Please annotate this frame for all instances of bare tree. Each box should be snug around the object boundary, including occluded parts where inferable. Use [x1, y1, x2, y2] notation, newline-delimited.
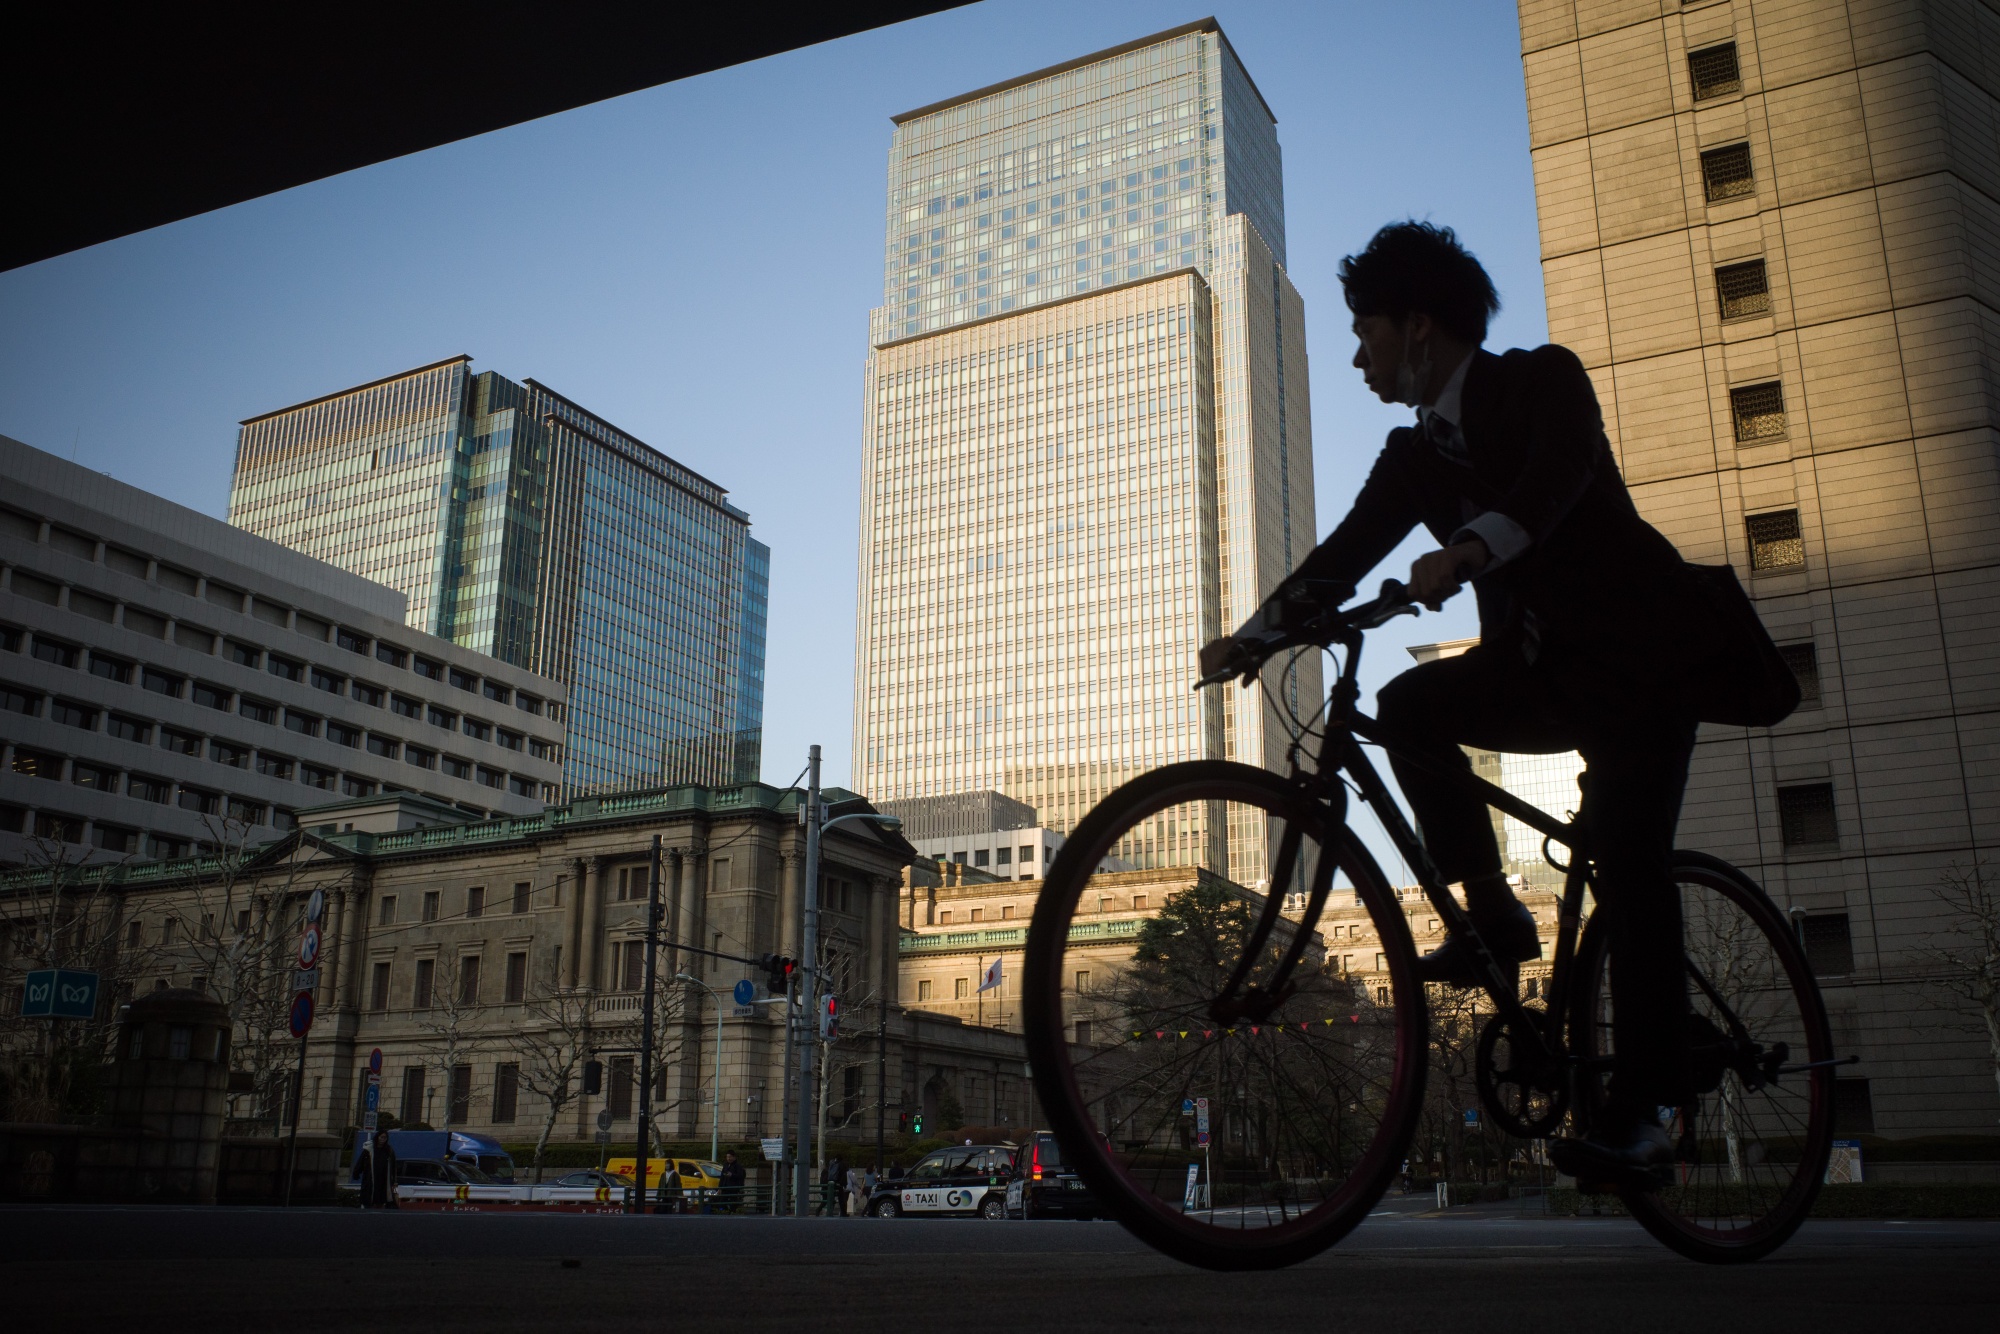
[0, 837, 145, 1122]
[409, 953, 490, 1132]
[1924, 862, 2000, 1109]
[514, 961, 595, 1181]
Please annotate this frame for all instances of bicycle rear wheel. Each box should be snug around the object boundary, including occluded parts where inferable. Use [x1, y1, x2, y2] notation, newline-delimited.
[1570, 851, 1836, 1263]
[1022, 761, 1429, 1270]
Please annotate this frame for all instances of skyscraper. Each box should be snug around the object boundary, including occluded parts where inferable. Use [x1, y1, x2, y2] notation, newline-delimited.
[851, 19, 1316, 885]
[1520, 0, 2000, 1137]
[230, 357, 768, 795]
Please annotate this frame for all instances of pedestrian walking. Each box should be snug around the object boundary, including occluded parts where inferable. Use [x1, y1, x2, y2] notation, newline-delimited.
[364, 1128, 397, 1208]
[846, 1164, 868, 1217]
[654, 1161, 684, 1215]
[717, 1150, 745, 1213]
[822, 1155, 845, 1216]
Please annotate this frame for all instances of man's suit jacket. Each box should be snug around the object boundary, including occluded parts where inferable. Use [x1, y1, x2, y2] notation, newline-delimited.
[1273, 343, 1702, 676]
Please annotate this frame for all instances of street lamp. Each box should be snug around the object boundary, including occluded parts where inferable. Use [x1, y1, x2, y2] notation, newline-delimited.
[676, 972, 725, 1165]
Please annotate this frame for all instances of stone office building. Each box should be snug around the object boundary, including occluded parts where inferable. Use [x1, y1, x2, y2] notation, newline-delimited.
[0, 435, 566, 868]
[1519, 0, 2000, 1135]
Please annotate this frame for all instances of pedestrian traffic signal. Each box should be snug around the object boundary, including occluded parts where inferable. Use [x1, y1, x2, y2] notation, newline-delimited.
[819, 993, 839, 1040]
[761, 953, 796, 997]
[898, 1111, 911, 1133]
[911, 1113, 923, 1135]
[583, 1059, 603, 1096]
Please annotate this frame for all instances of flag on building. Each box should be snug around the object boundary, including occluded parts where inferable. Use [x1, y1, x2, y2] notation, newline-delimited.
[978, 955, 1003, 993]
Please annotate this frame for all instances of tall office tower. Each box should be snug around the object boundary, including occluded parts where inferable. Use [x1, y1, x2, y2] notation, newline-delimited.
[1520, 0, 2000, 1137]
[230, 357, 769, 795]
[852, 19, 1316, 884]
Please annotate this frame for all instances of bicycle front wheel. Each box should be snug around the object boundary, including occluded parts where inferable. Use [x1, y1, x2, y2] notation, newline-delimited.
[1021, 761, 1429, 1270]
[1571, 851, 1836, 1263]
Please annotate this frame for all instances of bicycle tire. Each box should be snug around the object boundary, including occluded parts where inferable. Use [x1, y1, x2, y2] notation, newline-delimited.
[1022, 760, 1429, 1270]
[1569, 850, 1836, 1264]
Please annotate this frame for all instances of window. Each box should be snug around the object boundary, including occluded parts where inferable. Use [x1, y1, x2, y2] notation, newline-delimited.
[34, 811, 82, 842]
[405, 746, 435, 770]
[301, 765, 335, 791]
[284, 709, 320, 737]
[1073, 1020, 1093, 1046]
[71, 762, 117, 791]
[376, 643, 407, 668]
[392, 695, 421, 719]
[608, 1058, 634, 1120]
[413, 958, 435, 1009]
[973, 849, 990, 866]
[340, 776, 375, 798]
[616, 939, 645, 991]
[1716, 259, 1771, 320]
[267, 655, 303, 683]
[1779, 643, 1821, 706]
[310, 667, 344, 694]
[369, 961, 391, 1011]
[50, 699, 97, 729]
[0, 685, 38, 716]
[142, 667, 182, 697]
[443, 756, 471, 780]
[103, 714, 149, 744]
[238, 697, 276, 725]
[422, 891, 440, 922]
[462, 717, 490, 742]
[226, 640, 261, 668]
[505, 951, 527, 1003]
[191, 682, 230, 710]
[255, 752, 293, 780]
[1778, 783, 1839, 848]
[427, 706, 456, 729]
[173, 624, 215, 654]
[477, 767, 505, 789]
[327, 723, 359, 748]
[1730, 381, 1786, 443]
[128, 774, 170, 804]
[335, 627, 368, 654]
[362, 734, 397, 759]
[413, 657, 442, 681]
[1133, 894, 1149, 911]
[178, 786, 219, 815]
[493, 1063, 520, 1123]
[351, 682, 383, 708]
[89, 652, 132, 684]
[515, 693, 543, 716]
[400, 1066, 425, 1123]
[1688, 41, 1741, 100]
[954, 977, 970, 999]
[1833, 1078, 1875, 1134]
[496, 729, 523, 752]
[529, 738, 556, 762]
[508, 775, 535, 798]
[1747, 509, 1805, 571]
[32, 636, 79, 668]
[457, 956, 481, 1005]
[449, 668, 476, 692]
[150, 834, 190, 859]
[161, 728, 200, 756]
[512, 881, 531, 915]
[970, 907, 984, 922]
[482, 680, 510, 704]
[210, 741, 247, 768]
[918, 979, 933, 1001]
[1700, 142, 1755, 202]
[227, 797, 265, 825]
[466, 886, 485, 919]
[1801, 913, 1855, 975]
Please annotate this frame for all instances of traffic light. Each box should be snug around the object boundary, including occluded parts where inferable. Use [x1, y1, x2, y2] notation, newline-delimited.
[911, 1112, 924, 1136]
[583, 1059, 603, 1096]
[761, 953, 796, 997]
[898, 1111, 911, 1133]
[819, 993, 839, 1040]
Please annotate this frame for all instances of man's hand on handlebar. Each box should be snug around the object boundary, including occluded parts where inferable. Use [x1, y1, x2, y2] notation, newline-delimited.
[1199, 634, 1250, 683]
[1406, 538, 1490, 611]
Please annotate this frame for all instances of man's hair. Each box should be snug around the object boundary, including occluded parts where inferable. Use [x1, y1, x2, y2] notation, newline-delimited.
[1339, 221, 1500, 344]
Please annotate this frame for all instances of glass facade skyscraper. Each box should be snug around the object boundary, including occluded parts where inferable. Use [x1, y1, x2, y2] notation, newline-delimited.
[853, 19, 1316, 885]
[230, 357, 768, 795]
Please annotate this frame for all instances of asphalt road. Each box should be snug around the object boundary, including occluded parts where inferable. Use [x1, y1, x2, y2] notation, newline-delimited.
[4, 1195, 1995, 1332]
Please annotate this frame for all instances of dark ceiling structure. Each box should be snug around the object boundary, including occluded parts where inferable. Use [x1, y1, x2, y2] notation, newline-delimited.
[5, 3, 974, 273]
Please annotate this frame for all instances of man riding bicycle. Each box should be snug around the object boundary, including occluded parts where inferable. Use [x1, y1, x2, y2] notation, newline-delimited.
[1201, 222, 1740, 1177]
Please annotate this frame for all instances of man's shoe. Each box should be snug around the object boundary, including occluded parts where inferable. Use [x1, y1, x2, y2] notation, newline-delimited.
[1410, 901, 1542, 986]
[1550, 1118, 1674, 1189]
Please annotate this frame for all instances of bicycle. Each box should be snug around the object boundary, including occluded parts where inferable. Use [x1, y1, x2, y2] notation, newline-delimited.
[1021, 579, 1848, 1270]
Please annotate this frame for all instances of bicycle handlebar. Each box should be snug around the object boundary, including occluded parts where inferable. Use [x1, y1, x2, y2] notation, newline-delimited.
[1194, 578, 1421, 689]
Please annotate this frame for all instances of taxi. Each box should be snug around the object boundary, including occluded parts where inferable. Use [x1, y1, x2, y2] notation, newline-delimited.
[868, 1144, 1014, 1219]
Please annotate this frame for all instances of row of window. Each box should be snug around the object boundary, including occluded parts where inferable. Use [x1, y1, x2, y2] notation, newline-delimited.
[366, 950, 530, 1011]
[375, 882, 534, 926]
[0, 799, 260, 859]
[0, 505, 557, 720]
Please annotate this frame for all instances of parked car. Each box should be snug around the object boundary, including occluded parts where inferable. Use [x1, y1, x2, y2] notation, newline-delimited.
[1005, 1130, 1100, 1220]
[549, 1170, 635, 1189]
[868, 1144, 1015, 1219]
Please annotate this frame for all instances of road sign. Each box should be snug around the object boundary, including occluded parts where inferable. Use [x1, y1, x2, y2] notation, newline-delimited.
[305, 888, 326, 924]
[362, 1071, 381, 1132]
[288, 989, 314, 1038]
[294, 968, 321, 993]
[297, 923, 322, 970]
[369, 1047, 384, 1075]
[1463, 1107, 1480, 1128]
[760, 1137, 786, 1162]
[1180, 1097, 1194, 1115]
[596, 1108, 614, 1132]
[594, 1130, 612, 1146]
[21, 968, 99, 1019]
[1183, 1164, 1202, 1211]
[1195, 1097, 1210, 1148]
[732, 978, 756, 1006]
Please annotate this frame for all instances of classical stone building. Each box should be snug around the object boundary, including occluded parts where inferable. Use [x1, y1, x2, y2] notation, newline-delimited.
[1519, 0, 2000, 1135]
[0, 783, 938, 1155]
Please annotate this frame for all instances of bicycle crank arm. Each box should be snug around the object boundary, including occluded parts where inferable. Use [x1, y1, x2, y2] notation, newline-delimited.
[1775, 1054, 1860, 1075]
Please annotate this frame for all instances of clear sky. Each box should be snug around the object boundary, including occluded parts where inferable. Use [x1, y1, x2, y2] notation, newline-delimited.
[0, 1, 1545, 869]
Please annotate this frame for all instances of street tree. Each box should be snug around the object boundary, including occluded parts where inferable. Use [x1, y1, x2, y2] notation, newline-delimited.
[1923, 862, 2000, 1108]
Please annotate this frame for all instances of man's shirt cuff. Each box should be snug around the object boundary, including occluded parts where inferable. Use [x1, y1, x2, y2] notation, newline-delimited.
[1450, 511, 1532, 571]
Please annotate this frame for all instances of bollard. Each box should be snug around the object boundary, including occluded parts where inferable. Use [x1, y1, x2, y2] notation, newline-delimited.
[1435, 1181, 1450, 1209]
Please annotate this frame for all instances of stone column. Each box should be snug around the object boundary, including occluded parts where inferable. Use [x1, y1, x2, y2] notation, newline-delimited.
[561, 858, 586, 988]
[578, 856, 611, 991]
[664, 848, 685, 974]
[778, 849, 803, 959]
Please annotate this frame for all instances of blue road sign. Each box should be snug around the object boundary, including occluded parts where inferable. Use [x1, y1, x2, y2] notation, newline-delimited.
[732, 978, 756, 1006]
[364, 1081, 380, 1112]
[288, 989, 314, 1039]
[21, 969, 99, 1019]
[368, 1046, 383, 1074]
[1463, 1107, 1480, 1128]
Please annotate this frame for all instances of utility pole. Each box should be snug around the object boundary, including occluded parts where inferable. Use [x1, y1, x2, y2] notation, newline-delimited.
[634, 835, 663, 1214]
[793, 744, 821, 1217]
[875, 1006, 887, 1173]
[775, 974, 794, 1216]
